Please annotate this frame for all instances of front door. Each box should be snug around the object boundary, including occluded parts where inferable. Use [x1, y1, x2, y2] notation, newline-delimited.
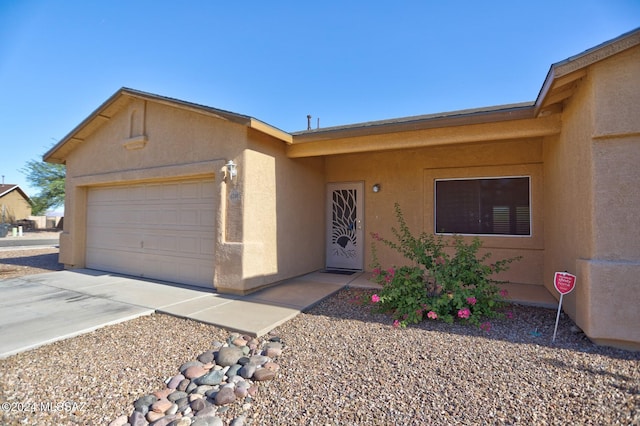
[326, 182, 364, 271]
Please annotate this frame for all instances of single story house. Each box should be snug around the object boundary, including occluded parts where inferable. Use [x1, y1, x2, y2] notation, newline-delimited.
[0, 184, 32, 224]
[45, 29, 640, 349]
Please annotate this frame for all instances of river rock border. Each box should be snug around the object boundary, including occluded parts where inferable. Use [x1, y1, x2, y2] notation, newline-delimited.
[109, 333, 284, 426]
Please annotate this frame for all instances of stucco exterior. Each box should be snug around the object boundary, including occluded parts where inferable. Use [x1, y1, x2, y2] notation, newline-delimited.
[0, 185, 32, 223]
[45, 29, 640, 349]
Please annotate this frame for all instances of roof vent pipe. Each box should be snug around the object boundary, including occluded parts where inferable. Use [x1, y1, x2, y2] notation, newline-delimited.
[307, 115, 312, 130]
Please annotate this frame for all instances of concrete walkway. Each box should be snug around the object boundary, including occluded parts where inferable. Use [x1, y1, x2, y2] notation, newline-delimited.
[0, 269, 375, 359]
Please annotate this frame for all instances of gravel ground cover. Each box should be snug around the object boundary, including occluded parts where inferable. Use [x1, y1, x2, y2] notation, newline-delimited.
[0, 248, 638, 425]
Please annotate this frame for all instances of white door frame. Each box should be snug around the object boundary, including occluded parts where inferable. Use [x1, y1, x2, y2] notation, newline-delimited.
[326, 181, 364, 271]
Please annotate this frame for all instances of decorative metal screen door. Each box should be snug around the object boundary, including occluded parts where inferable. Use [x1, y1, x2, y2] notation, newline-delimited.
[326, 182, 364, 271]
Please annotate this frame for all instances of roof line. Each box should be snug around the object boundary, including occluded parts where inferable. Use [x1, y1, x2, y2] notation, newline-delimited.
[535, 27, 640, 115]
[292, 102, 535, 142]
[0, 185, 32, 202]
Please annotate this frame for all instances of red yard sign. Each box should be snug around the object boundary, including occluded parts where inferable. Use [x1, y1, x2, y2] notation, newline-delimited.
[554, 272, 576, 295]
[552, 271, 577, 342]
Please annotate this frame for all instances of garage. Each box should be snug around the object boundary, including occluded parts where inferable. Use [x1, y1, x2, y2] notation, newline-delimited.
[86, 178, 216, 288]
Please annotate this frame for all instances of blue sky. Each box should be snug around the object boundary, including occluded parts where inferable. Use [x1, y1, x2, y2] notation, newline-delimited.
[1, 1, 638, 198]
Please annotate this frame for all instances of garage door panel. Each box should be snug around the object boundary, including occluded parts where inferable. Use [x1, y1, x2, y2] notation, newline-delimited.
[87, 229, 144, 251]
[86, 178, 216, 288]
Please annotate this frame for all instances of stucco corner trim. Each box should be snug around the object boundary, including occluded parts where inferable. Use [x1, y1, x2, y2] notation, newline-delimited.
[122, 135, 148, 150]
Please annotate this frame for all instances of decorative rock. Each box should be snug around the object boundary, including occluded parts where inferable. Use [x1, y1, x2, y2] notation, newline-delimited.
[249, 355, 269, 365]
[179, 361, 203, 374]
[175, 397, 189, 410]
[168, 374, 186, 389]
[152, 398, 173, 414]
[127, 332, 283, 426]
[234, 386, 248, 398]
[226, 364, 242, 378]
[129, 410, 147, 426]
[166, 402, 179, 415]
[168, 391, 188, 402]
[184, 365, 208, 379]
[134, 394, 157, 413]
[150, 414, 179, 426]
[247, 385, 259, 397]
[214, 387, 236, 406]
[190, 397, 211, 412]
[177, 378, 191, 392]
[191, 416, 224, 426]
[216, 346, 244, 366]
[205, 388, 220, 398]
[233, 338, 247, 347]
[168, 417, 193, 426]
[264, 347, 282, 358]
[253, 368, 276, 381]
[154, 388, 174, 399]
[147, 410, 165, 422]
[189, 394, 204, 402]
[263, 361, 280, 371]
[108, 415, 129, 426]
[193, 385, 214, 395]
[185, 381, 198, 393]
[194, 370, 225, 386]
[197, 350, 215, 364]
[195, 405, 218, 418]
[239, 364, 256, 379]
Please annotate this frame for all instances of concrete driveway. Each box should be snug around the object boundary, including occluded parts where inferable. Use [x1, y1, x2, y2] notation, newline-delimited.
[0, 269, 364, 359]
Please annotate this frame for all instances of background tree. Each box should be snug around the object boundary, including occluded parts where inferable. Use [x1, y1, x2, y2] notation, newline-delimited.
[21, 160, 65, 215]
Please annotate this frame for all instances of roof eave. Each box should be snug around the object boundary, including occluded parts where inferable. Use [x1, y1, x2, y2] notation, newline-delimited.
[43, 88, 291, 164]
[535, 27, 640, 116]
[292, 103, 535, 143]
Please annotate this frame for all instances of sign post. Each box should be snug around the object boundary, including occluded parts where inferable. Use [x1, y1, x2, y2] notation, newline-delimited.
[552, 272, 577, 342]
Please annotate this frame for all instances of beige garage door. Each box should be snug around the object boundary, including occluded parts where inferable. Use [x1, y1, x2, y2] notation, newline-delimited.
[86, 178, 216, 288]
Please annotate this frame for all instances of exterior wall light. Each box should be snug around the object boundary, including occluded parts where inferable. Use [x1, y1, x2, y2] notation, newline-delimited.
[226, 160, 237, 182]
[372, 183, 381, 193]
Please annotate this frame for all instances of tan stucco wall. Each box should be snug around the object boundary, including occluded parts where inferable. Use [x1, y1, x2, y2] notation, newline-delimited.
[215, 129, 325, 294]
[325, 137, 552, 304]
[0, 190, 32, 222]
[545, 45, 640, 349]
[60, 98, 324, 294]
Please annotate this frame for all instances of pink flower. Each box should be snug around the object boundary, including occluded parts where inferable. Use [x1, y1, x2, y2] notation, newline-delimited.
[480, 321, 491, 332]
[386, 267, 395, 277]
[457, 308, 471, 319]
[466, 297, 477, 305]
[371, 294, 380, 303]
[505, 311, 514, 319]
[499, 289, 509, 298]
[435, 256, 445, 265]
[427, 311, 438, 320]
[393, 320, 400, 328]
[372, 267, 381, 276]
[370, 232, 382, 241]
[384, 275, 393, 284]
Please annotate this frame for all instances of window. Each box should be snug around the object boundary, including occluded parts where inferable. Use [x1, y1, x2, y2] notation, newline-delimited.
[435, 176, 531, 236]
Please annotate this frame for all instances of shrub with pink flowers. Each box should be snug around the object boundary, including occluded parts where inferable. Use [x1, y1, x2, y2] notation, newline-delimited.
[370, 203, 521, 328]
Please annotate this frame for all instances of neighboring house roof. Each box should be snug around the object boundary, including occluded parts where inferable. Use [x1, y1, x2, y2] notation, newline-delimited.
[44, 87, 293, 164]
[0, 184, 32, 203]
